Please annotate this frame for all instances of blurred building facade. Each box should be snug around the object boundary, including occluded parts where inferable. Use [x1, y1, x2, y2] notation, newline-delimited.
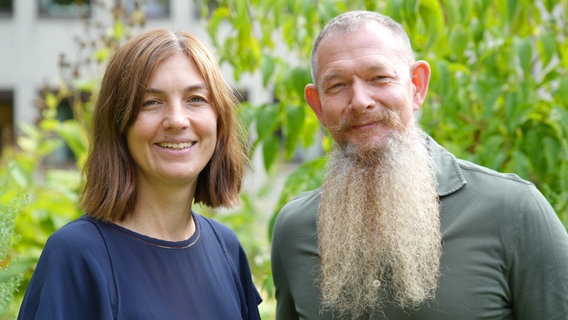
[0, 0, 270, 158]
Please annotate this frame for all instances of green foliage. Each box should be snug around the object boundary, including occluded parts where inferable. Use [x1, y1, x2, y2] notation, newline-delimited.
[0, 1, 278, 318]
[0, 1, 146, 317]
[1, 1, 567, 319]
[0, 186, 24, 315]
[0, 89, 87, 316]
[204, 2, 568, 315]
[416, 0, 568, 223]
[204, 0, 568, 230]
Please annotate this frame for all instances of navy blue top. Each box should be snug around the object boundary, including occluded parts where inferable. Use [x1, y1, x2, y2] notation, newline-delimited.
[18, 214, 262, 320]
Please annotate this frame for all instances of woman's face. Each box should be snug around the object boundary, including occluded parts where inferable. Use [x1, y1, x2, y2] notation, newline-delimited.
[126, 52, 217, 190]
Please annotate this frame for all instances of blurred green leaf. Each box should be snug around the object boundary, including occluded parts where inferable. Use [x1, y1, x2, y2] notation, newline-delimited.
[555, 77, 568, 104]
[515, 37, 533, 77]
[449, 25, 470, 61]
[283, 104, 305, 158]
[262, 134, 280, 170]
[256, 103, 279, 139]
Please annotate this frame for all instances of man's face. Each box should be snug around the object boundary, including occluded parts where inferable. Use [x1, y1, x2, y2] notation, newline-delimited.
[306, 23, 427, 151]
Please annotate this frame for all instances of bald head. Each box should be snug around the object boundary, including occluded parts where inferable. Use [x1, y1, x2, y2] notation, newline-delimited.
[310, 11, 415, 87]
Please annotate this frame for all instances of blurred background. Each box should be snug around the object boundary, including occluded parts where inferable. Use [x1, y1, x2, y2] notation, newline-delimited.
[1, 0, 567, 319]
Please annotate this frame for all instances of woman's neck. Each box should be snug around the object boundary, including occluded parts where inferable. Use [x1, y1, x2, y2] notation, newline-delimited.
[116, 183, 197, 241]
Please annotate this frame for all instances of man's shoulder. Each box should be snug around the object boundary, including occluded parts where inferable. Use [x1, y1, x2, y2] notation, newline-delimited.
[429, 136, 534, 196]
[456, 157, 534, 189]
[279, 189, 321, 216]
[274, 189, 320, 232]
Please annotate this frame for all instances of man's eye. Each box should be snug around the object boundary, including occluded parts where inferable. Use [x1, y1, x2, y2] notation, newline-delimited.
[372, 75, 388, 81]
[327, 83, 345, 92]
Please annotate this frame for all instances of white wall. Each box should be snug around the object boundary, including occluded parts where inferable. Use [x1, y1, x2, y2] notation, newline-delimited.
[0, 0, 279, 204]
[0, 0, 271, 130]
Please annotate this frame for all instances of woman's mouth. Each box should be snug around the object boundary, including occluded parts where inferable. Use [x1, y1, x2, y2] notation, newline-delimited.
[158, 142, 195, 150]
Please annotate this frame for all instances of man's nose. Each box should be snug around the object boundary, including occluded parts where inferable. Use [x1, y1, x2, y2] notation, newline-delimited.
[349, 79, 375, 112]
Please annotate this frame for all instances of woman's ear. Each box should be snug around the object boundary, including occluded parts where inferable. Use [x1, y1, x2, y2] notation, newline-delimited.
[411, 60, 431, 111]
[305, 84, 326, 126]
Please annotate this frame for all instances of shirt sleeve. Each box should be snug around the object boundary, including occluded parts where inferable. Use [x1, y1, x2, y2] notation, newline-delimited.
[271, 211, 300, 320]
[509, 185, 568, 319]
[237, 244, 263, 320]
[17, 222, 116, 320]
[205, 217, 262, 320]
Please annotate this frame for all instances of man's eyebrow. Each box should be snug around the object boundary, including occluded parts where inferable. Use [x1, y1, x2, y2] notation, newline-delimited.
[367, 64, 397, 75]
[320, 64, 396, 86]
[320, 73, 343, 87]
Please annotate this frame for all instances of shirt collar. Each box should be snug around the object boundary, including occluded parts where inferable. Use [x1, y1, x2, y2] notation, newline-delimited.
[427, 136, 467, 197]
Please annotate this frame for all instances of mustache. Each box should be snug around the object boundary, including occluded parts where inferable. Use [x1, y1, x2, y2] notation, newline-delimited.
[332, 108, 403, 132]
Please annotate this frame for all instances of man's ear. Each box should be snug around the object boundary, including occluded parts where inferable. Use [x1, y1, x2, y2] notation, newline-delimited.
[411, 60, 431, 112]
[305, 84, 326, 126]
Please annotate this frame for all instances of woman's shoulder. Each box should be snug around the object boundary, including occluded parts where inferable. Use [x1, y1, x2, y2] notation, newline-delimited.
[194, 213, 242, 252]
[195, 213, 237, 237]
[43, 215, 107, 256]
[49, 215, 100, 237]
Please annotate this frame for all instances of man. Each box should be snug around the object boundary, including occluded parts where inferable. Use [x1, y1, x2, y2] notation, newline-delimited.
[271, 10, 568, 319]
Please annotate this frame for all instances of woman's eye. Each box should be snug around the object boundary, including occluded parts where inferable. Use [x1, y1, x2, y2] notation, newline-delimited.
[188, 96, 208, 104]
[142, 99, 160, 107]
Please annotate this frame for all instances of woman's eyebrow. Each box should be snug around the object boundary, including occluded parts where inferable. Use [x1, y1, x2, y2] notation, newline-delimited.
[145, 84, 209, 94]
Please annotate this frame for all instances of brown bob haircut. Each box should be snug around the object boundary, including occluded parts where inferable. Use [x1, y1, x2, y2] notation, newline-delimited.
[80, 29, 247, 222]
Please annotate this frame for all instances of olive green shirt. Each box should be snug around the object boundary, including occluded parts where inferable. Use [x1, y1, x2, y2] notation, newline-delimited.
[271, 137, 568, 319]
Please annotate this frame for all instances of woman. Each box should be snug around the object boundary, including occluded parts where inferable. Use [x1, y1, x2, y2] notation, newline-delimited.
[18, 29, 262, 319]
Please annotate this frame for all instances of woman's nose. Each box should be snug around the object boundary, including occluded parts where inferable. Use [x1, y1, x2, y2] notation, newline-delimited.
[163, 103, 190, 130]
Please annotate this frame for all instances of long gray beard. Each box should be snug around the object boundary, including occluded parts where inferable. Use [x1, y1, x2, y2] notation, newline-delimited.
[317, 124, 441, 318]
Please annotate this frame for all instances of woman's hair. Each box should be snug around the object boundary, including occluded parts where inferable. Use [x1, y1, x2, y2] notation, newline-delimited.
[81, 29, 247, 222]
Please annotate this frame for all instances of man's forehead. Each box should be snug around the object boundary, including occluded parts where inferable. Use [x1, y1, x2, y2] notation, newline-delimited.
[322, 21, 395, 42]
[319, 58, 398, 82]
[316, 39, 402, 79]
[317, 24, 401, 57]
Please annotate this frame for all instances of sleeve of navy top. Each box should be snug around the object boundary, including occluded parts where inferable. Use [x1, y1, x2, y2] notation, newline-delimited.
[17, 219, 116, 320]
[204, 217, 262, 320]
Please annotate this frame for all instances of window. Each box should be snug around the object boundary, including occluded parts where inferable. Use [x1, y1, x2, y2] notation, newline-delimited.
[124, 0, 170, 19]
[0, 90, 14, 155]
[38, 0, 91, 18]
[195, 0, 219, 19]
[45, 99, 76, 166]
[39, 89, 91, 167]
[0, 0, 13, 18]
